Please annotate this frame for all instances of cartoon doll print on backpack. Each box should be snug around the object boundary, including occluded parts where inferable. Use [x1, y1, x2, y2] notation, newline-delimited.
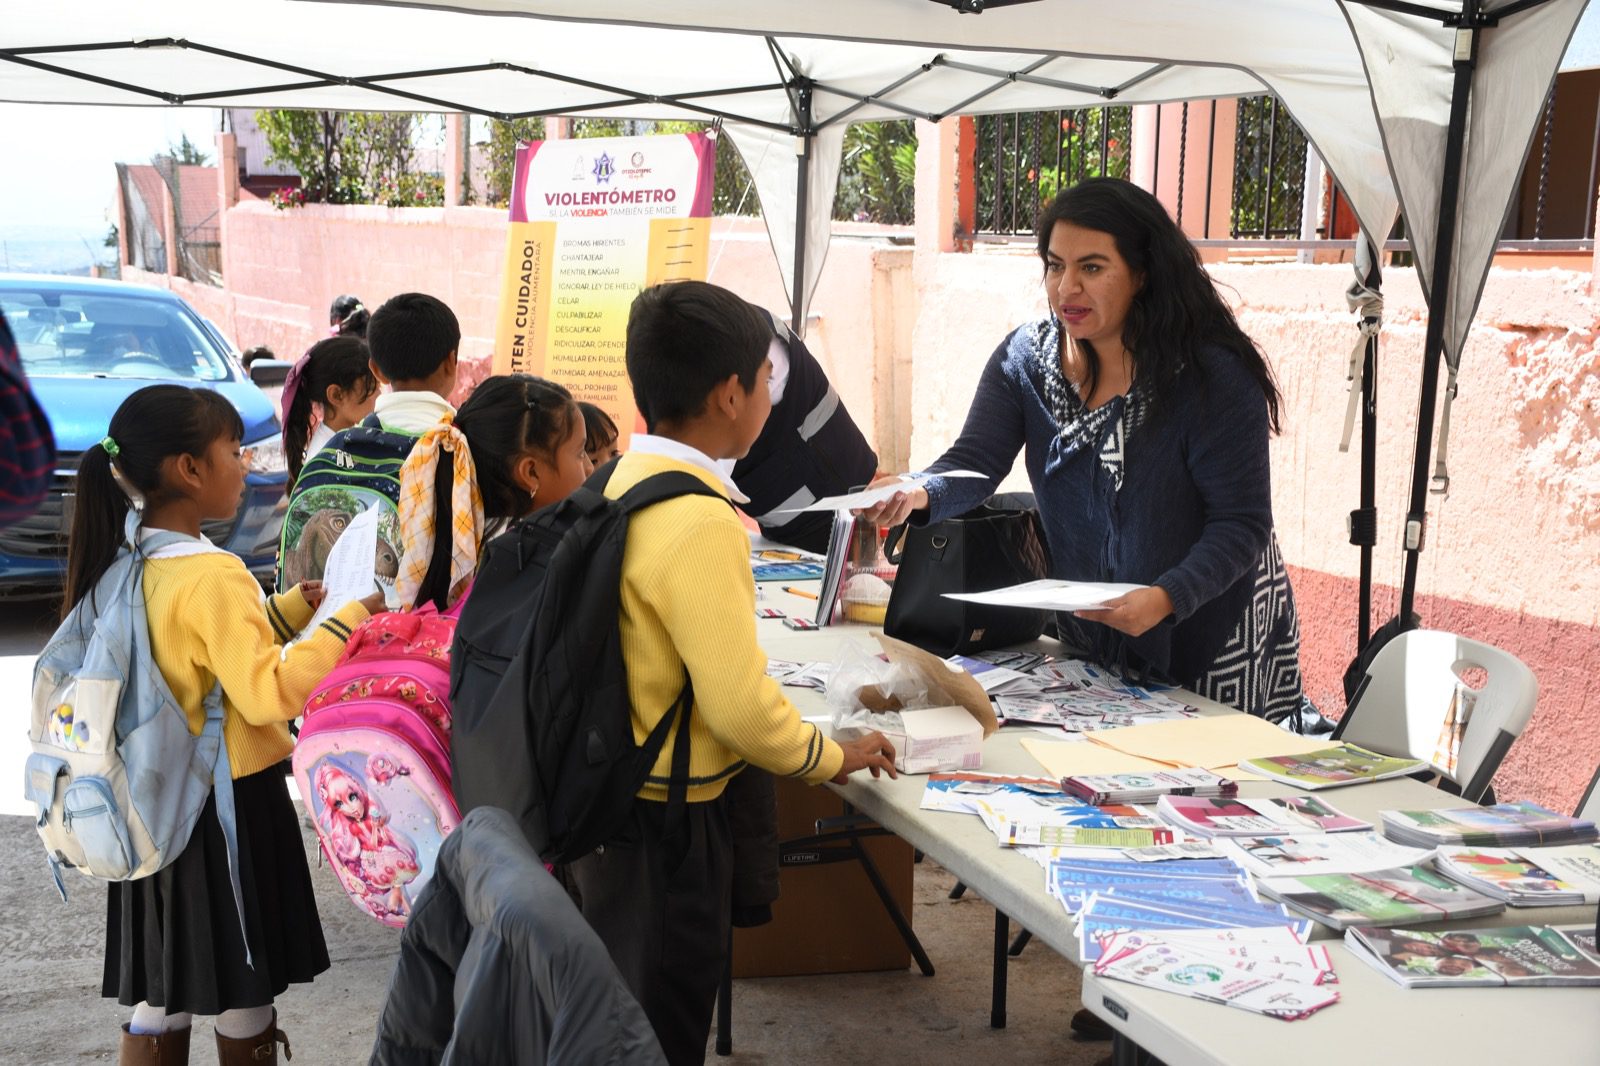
[293, 599, 462, 928]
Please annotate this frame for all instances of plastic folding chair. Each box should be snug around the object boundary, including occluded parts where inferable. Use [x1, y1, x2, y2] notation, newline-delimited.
[1331, 629, 1538, 804]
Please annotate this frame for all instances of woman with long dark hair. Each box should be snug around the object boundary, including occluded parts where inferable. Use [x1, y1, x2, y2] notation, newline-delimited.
[863, 177, 1302, 721]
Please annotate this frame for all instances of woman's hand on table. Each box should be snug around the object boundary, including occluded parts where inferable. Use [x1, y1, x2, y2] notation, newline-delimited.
[833, 730, 899, 784]
[852, 474, 928, 528]
[1075, 585, 1175, 638]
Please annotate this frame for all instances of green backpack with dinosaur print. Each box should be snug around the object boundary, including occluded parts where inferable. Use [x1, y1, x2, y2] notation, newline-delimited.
[278, 413, 414, 601]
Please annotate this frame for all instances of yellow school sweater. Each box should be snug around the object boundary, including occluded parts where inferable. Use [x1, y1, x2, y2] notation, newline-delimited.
[142, 553, 371, 780]
[606, 452, 844, 801]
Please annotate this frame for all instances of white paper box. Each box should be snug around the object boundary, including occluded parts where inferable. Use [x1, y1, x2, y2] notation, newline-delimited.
[881, 705, 985, 774]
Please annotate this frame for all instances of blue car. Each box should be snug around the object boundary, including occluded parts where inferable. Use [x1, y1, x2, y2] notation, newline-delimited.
[0, 275, 288, 596]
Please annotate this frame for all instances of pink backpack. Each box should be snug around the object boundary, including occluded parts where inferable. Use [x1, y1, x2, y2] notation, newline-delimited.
[293, 598, 463, 928]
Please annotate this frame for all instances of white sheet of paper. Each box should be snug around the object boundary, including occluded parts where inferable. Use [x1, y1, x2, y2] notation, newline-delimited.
[943, 578, 1148, 612]
[300, 505, 381, 637]
[766, 470, 986, 515]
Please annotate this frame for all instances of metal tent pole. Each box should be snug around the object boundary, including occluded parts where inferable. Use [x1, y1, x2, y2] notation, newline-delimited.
[1398, 0, 1483, 624]
[791, 79, 814, 333]
[1352, 242, 1382, 650]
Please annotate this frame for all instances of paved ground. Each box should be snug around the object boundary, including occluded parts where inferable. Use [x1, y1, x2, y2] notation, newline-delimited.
[1, 605, 1110, 1065]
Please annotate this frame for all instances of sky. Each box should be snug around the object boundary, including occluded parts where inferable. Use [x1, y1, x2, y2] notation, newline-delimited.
[0, 103, 221, 236]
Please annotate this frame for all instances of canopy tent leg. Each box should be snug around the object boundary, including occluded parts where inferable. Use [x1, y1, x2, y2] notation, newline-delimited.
[1343, 235, 1383, 651]
[1398, 2, 1483, 625]
[791, 80, 814, 333]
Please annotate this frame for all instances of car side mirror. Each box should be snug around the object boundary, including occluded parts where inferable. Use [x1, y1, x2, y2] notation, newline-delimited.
[249, 359, 294, 388]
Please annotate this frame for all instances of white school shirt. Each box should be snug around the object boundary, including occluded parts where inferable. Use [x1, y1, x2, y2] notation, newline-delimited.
[626, 434, 751, 504]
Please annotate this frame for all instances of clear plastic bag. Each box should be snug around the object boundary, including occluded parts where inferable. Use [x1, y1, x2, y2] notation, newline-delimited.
[825, 639, 930, 736]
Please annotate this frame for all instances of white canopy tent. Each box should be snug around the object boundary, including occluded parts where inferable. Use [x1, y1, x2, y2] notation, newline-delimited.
[0, 0, 1590, 632]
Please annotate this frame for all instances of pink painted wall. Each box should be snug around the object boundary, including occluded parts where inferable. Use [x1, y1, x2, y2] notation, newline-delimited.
[125, 203, 917, 467]
[907, 249, 1600, 813]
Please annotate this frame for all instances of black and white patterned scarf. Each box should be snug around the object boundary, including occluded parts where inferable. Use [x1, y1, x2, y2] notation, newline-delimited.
[1034, 318, 1149, 492]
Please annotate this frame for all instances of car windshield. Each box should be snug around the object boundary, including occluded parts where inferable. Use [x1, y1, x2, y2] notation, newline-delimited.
[1, 289, 232, 381]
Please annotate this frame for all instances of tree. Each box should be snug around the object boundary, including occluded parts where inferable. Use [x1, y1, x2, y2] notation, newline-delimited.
[834, 121, 917, 224]
[481, 118, 546, 208]
[154, 132, 210, 167]
[254, 110, 444, 206]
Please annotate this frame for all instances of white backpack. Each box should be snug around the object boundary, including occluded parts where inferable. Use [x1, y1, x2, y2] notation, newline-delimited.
[23, 512, 250, 958]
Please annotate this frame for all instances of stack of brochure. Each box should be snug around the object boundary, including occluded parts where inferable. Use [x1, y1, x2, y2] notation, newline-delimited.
[1157, 794, 1371, 838]
[1215, 832, 1434, 879]
[1345, 923, 1600, 987]
[1239, 742, 1425, 790]
[1380, 801, 1598, 849]
[1433, 844, 1600, 906]
[1256, 864, 1504, 931]
[1063, 768, 1236, 805]
[1047, 855, 1316, 962]
[1094, 927, 1340, 1020]
[974, 794, 1174, 850]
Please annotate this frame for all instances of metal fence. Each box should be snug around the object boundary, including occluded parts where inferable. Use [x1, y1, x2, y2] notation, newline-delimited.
[968, 87, 1594, 250]
[115, 160, 223, 284]
[972, 107, 1133, 235]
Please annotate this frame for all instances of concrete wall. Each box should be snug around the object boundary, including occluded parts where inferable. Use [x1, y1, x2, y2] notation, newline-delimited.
[908, 247, 1600, 813]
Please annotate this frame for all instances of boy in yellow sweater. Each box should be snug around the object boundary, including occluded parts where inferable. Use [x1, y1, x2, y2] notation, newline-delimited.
[568, 282, 896, 1064]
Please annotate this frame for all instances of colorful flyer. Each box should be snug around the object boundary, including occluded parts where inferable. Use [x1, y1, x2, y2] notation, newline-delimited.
[493, 132, 717, 449]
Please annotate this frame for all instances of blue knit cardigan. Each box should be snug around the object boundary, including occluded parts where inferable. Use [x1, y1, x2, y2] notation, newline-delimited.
[921, 317, 1286, 691]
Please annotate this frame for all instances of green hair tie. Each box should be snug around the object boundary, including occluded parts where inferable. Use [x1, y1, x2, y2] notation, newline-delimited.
[100, 436, 120, 458]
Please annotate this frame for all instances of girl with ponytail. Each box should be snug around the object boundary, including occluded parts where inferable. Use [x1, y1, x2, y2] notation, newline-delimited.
[280, 336, 379, 487]
[68, 384, 383, 1064]
[395, 374, 592, 612]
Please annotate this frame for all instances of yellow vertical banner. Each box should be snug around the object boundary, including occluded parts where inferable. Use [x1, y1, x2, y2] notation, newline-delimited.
[493, 133, 717, 450]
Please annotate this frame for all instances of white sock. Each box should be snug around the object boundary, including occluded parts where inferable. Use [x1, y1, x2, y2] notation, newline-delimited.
[128, 1002, 193, 1035]
[215, 1005, 274, 1040]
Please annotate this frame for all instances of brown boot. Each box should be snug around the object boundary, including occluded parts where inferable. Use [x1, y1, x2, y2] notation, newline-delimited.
[119, 1023, 191, 1065]
[214, 1011, 292, 1064]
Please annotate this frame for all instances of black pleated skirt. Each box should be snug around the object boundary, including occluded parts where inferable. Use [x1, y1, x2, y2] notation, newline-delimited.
[102, 766, 331, 1014]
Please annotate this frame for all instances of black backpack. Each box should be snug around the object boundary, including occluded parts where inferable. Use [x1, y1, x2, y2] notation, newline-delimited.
[449, 462, 726, 864]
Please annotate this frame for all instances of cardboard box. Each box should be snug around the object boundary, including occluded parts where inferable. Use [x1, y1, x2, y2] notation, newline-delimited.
[881, 704, 985, 774]
[731, 775, 914, 978]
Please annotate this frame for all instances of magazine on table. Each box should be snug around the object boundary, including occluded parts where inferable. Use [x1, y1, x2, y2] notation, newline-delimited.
[1063, 768, 1236, 805]
[1047, 858, 1254, 915]
[1077, 893, 1312, 962]
[1239, 742, 1426, 790]
[1380, 801, 1598, 849]
[1433, 844, 1600, 906]
[918, 772, 1068, 814]
[1096, 927, 1338, 986]
[1345, 924, 1600, 987]
[1216, 832, 1435, 878]
[1157, 794, 1370, 838]
[1094, 935, 1341, 1020]
[1256, 863, 1505, 931]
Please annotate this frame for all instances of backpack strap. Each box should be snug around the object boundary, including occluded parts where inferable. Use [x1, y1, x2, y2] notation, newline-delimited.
[123, 511, 255, 967]
[614, 470, 732, 515]
[658, 674, 695, 862]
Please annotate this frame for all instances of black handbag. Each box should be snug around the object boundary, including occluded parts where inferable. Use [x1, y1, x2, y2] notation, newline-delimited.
[883, 496, 1051, 657]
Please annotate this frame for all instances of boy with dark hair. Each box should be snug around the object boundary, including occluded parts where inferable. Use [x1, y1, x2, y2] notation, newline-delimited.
[364, 291, 460, 434]
[277, 292, 460, 592]
[570, 280, 896, 1064]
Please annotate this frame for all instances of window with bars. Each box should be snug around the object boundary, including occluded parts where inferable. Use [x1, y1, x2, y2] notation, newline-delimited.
[1229, 96, 1310, 239]
[972, 107, 1134, 236]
